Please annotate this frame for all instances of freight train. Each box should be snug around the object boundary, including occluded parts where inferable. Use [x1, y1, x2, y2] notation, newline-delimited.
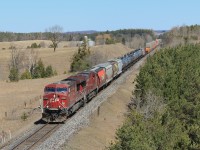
[42, 39, 161, 122]
[145, 39, 161, 53]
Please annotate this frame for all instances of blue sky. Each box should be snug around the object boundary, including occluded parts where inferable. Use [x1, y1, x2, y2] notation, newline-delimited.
[0, 0, 200, 32]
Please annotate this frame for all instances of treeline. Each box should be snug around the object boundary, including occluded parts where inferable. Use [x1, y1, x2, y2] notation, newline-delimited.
[160, 24, 200, 47]
[92, 29, 155, 48]
[109, 44, 200, 149]
[106, 29, 155, 38]
[0, 32, 82, 42]
[9, 59, 56, 82]
[89, 29, 155, 40]
[0, 29, 155, 48]
[0, 32, 47, 42]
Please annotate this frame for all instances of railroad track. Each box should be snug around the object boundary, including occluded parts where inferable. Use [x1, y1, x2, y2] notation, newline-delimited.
[10, 123, 61, 150]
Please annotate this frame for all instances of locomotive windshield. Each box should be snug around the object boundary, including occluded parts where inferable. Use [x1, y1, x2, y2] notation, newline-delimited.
[45, 87, 67, 93]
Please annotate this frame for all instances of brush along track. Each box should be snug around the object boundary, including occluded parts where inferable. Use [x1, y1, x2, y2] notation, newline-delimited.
[10, 123, 61, 150]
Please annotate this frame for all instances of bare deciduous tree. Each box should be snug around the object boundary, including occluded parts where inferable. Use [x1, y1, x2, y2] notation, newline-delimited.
[145, 34, 153, 43]
[9, 46, 25, 70]
[87, 50, 108, 66]
[129, 91, 166, 119]
[9, 46, 38, 74]
[23, 49, 38, 73]
[45, 25, 63, 52]
[126, 34, 145, 49]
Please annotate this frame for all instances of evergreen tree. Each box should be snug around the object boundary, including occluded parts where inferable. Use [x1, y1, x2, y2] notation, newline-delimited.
[9, 67, 19, 82]
[70, 38, 90, 72]
[31, 59, 45, 78]
[45, 65, 54, 77]
[20, 69, 32, 79]
[122, 38, 126, 45]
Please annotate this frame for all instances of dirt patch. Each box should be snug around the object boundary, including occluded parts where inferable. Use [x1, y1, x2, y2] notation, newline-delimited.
[63, 70, 140, 150]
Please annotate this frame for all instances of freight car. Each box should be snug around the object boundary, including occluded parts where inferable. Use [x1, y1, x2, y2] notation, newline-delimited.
[42, 39, 161, 122]
[145, 39, 161, 53]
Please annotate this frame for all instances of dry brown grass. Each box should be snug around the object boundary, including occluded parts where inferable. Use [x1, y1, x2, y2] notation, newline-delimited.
[0, 40, 133, 143]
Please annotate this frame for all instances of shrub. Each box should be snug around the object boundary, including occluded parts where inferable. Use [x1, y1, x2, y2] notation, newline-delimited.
[122, 38, 126, 45]
[9, 46, 16, 49]
[31, 59, 45, 78]
[21, 112, 28, 121]
[54, 70, 57, 76]
[31, 43, 38, 48]
[20, 69, 32, 79]
[27, 43, 41, 49]
[45, 65, 54, 77]
[105, 38, 115, 44]
[9, 67, 19, 82]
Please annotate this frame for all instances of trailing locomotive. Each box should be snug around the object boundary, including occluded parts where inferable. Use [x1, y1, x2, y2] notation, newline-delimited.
[42, 39, 161, 122]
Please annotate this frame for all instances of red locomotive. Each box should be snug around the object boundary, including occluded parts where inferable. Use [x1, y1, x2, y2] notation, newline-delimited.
[42, 69, 106, 122]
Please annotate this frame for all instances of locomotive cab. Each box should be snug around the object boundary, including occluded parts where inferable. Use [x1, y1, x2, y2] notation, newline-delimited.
[43, 84, 68, 109]
[42, 81, 74, 122]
